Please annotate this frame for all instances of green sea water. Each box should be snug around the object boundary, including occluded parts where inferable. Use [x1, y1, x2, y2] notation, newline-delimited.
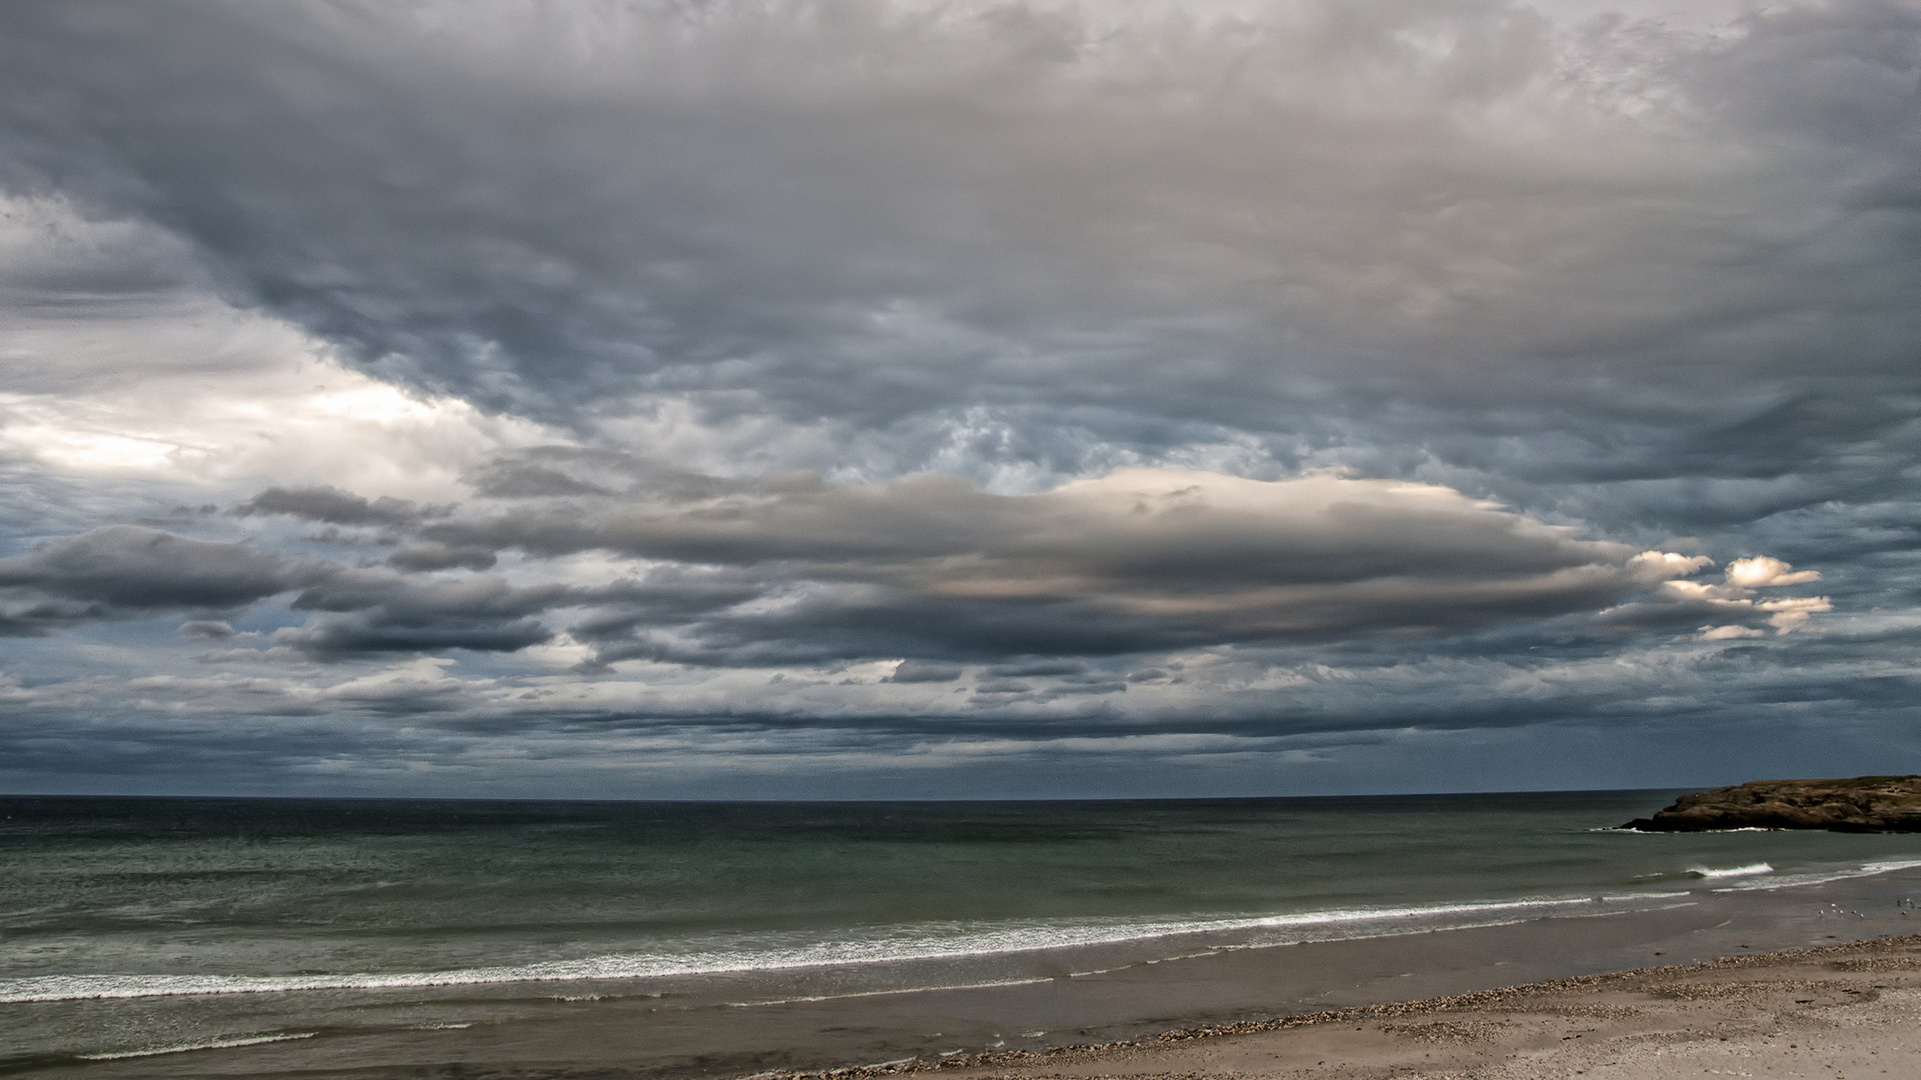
[5, 791, 1921, 1067]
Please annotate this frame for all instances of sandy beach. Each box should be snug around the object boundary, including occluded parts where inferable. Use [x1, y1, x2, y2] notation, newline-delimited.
[814, 934, 1921, 1080]
[27, 861, 1921, 1080]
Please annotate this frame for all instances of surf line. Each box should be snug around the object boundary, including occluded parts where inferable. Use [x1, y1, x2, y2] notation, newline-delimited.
[77, 1032, 317, 1061]
[19, 869, 1915, 1006]
[0, 895, 1627, 1003]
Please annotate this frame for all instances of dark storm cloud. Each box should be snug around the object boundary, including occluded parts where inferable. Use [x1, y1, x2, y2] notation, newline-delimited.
[2, 0, 1915, 586]
[0, 524, 545, 657]
[275, 611, 552, 659]
[0, 0, 1915, 443]
[436, 468, 1629, 580]
[422, 466, 1751, 666]
[463, 449, 757, 503]
[15, 615, 1906, 748]
[236, 486, 436, 528]
[385, 542, 497, 572]
[278, 572, 566, 659]
[0, 525, 311, 633]
[0, 0, 1913, 796]
[52, 464, 1787, 672]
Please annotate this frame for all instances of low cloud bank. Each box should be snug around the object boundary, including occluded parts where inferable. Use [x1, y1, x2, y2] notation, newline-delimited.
[7, 467, 1823, 670]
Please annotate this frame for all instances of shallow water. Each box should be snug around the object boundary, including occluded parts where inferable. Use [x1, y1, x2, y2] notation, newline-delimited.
[5, 791, 1921, 1070]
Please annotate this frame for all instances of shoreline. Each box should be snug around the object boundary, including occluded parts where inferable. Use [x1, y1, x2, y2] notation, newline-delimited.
[773, 934, 1921, 1080]
[21, 861, 1921, 1079]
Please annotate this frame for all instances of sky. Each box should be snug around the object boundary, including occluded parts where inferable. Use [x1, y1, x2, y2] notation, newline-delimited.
[0, 0, 1917, 799]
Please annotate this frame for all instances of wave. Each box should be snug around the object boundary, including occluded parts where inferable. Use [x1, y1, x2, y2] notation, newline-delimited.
[1686, 862, 1773, 879]
[77, 1032, 315, 1060]
[0, 895, 1609, 1004]
[1710, 858, 1921, 893]
[16, 855, 1921, 1006]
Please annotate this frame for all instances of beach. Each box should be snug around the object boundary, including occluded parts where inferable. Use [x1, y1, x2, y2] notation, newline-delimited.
[904, 933, 1921, 1080]
[16, 857, 1921, 1079]
[9, 794, 1921, 1077]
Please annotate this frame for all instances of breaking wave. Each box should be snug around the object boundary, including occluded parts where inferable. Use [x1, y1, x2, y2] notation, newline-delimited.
[1686, 862, 1773, 879]
[0, 895, 1612, 1004]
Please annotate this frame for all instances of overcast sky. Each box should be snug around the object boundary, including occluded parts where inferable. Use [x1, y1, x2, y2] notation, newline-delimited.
[1, 0, 1916, 799]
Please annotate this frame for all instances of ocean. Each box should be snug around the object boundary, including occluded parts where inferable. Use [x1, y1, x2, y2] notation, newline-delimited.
[6, 790, 1921, 1074]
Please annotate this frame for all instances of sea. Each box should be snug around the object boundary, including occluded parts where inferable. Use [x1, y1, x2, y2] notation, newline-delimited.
[6, 790, 1921, 1073]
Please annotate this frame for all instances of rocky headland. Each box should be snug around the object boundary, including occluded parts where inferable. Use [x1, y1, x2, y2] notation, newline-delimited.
[1622, 775, 1921, 832]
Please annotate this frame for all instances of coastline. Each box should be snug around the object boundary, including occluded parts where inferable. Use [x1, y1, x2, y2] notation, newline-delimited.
[20, 860, 1921, 1079]
[834, 933, 1921, 1080]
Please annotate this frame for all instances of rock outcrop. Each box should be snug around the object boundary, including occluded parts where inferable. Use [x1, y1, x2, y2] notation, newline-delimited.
[1622, 776, 1921, 832]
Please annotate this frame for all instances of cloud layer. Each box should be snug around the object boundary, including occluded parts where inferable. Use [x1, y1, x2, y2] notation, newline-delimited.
[417, 467, 1699, 664]
[0, 0, 1914, 796]
[6, 2, 1919, 424]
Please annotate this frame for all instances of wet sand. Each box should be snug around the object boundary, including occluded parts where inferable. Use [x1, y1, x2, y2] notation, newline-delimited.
[853, 934, 1921, 1080]
[25, 867, 1921, 1079]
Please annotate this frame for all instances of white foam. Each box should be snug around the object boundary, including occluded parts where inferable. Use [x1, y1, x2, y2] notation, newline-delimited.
[1712, 858, 1921, 893]
[77, 1032, 315, 1060]
[1605, 825, 1778, 833]
[30, 860, 1921, 1008]
[721, 977, 1053, 1008]
[1687, 862, 1773, 879]
[0, 896, 1608, 1004]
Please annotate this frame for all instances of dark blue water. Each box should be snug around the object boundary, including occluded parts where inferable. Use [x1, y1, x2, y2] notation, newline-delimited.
[5, 791, 1921, 1066]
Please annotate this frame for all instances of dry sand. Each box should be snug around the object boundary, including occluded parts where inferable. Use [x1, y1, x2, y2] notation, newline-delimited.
[790, 935, 1921, 1080]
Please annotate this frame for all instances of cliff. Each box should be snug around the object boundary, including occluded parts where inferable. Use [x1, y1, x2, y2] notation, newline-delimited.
[1621, 775, 1921, 833]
